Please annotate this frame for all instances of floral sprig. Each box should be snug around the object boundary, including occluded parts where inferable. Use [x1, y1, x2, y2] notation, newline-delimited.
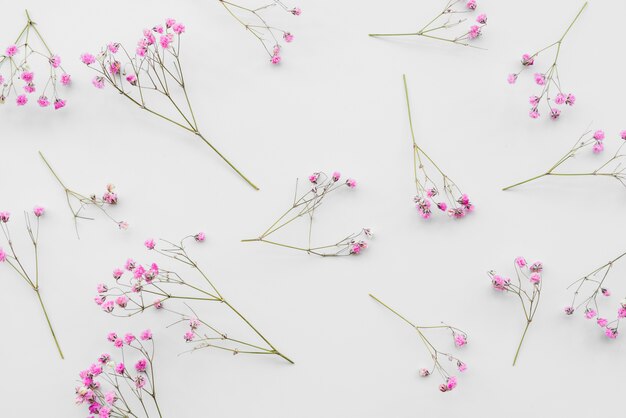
[503, 129, 626, 191]
[39, 152, 126, 237]
[217, 0, 301, 64]
[75, 330, 164, 418]
[369, 294, 468, 392]
[488, 257, 544, 366]
[95, 234, 293, 364]
[403, 75, 474, 220]
[0, 207, 64, 358]
[0, 10, 70, 109]
[564, 251, 626, 340]
[507, 2, 587, 120]
[81, 18, 258, 190]
[369, 0, 488, 48]
[242, 171, 371, 256]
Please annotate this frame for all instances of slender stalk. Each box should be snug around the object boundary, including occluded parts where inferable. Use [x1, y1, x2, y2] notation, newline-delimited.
[512, 321, 530, 366]
[369, 294, 416, 328]
[35, 289, 64, 359]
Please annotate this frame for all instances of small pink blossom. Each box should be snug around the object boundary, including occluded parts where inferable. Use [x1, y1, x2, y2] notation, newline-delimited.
[135, 375, 146, 389]
[601, 288, 611, 297]
[605, 327, 618, 339]
[166, 18, 176, 28]
[476, 14, 487, 24]
[332, 171, 341, 182]
[126, 74, 137, 85]
[529, 262, 543, 273]
[195, 232, 206, 242]
[0, 248, 6, 263]
[144, 239, 156, 250]
[457, 361, 467, 372]
[618, 307, 626, 318]
[21, 71, 34, 83]
[592, 142, 604, 154]
[173, 22, 186, 34]
[554, 93, 566, 105]
[113, 268, 123, 279]
[184, 331, 195, 342]
[283, 32, 294, 43]
[621, 130, 626, 140]
[529, 109, 540, 119]
[550, 109, 561, 120]
[33, 206, 45, 217]
[291, 7, 302, 15]
[154, 299, 163, 309]
[81, 53, 96, 65]
[115, 362, 125, 374]
[346, 178, 357, 188]
[566, 94, 576, 106]
[102, 300, 114, 313]
[446, 376, 458, 390]
[0, 212, 10, 222]
[564, 306, 574, 315]
[466, 0, 477, 10]
[515, 257, 526, 267]
[437, 202, 447, 211]
[125, 259, 136, 271]
[454, 334, 467, 347]
[419, 368, 430, 377]
[507, 74, 517, 84]
[108, 42, 120, 53]
[468, 25, 481, 39]
[60, 73, 71, 85]
[124, 333, 135, 345]
[92, 76, 105, 89]
[97, 283, 108, 293]
[5, 45, 18, 56]
[118, 221, 129, 230]
[37, 96, 50, 107]
[271, 54, 281, 64]
[597, 318, 608, 327]
[54, 99, 66, 110]
[584, 308, 597, 319]
[533, 73, 545, 85]
[593, 130, 605, 141]
[309, 172, 320, 183]
[107, 332, 118, 342]
[140, 329, 152, 341]
[492, 275, 509, 291]
[135, 359, 147, 372]
[529, 96, 539, 107]
[115, 296, 128, 308]
[530, 273, 541, 285]
[16, 95, 28, 106]
[521, 54, 534, 66]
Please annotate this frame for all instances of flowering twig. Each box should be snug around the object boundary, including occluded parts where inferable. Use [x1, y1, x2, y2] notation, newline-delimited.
[217, 0, 301, 63]
[503, 129, 626, 191]
[488, 257, 544, 366]
[242, 171, 371, 256]
[95, 234, 293, 364]
[369, 294, 468, 392]
[39, 151, 127, 238]
[369, 0, 487, 48]
[403, 75, 474, 219]
[564, 251, 626, 340]
[81, 18, 258, 190]
[507, 2, 587, 120]
[0, 9, 70, 109]
[0, 208, 63, 359]
[75, 330, 164, 417]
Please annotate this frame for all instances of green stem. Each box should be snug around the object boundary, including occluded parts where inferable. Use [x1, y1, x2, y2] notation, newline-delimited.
[35, 289, 64, 359]
[369, 294, 416, 328]
[196, 133, 259, 190]
[502, 173, 549, 191]
[559, 2, 588, 42]
[512, 321, 531, 366]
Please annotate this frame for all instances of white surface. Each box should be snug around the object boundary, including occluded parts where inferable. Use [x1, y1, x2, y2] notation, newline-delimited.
[1, 0, 626, 416]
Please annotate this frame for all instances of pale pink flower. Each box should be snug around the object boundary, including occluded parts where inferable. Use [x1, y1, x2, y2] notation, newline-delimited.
[135, 359, 147, 372]
[126, 74, 137, 85]
[115, 362, 125, 374]
[37, 96, 50, 107]
[564, 306, 574, 315]
[135, 375, 146, 389]
[601, 288, 611, 296]
[195, 232, 206, 242]
[144, 239, 156, 250]
[529, 262, 543, 273]
[529, 96, 539, 106]
[124, 333, 135, 345]
[529, 109, 540, 119]
[457, 361, 467, 372]
[605, 327, 618, 339]
[466, 0, 477, 10]
[140, 329, 153, 340]
[515, 257, 526, 267]
[108, 42, 120, 53]
[102, 300, 114, 313]
[584, 308, 597, 319]
[597, 318, 608, 327]
[154, 299, 163, 309]
[418, 368, 430, 377]
[21, 71, 34, 83]
[60, 73, 71, 85]
[5, 45, 18, 56]
[454, 334, 467, 347]
[566, 94, 576, 106]
[468, 25, 481, 39]
[54, 99, 66, 110]
[346, 178, 357, 188]
[534, 73, 545, 85]
[80, 53, 96, 65]
[492, 275, 509, 291]
[530, 273, 541, 285]
[0, 212, 10, 222]
[437, 202, 447, 211]
[115, 296, 128, 308]
[521, 53, 534, 66]
[0, 248, 6, 263]
[621, 130, 626, 140]
[446, 376, 458, 390]
[554, 93, 566, 105]
[332, 171, 341, 182]
[550, 109, 561, 120]
[113, 268, 123, 279]
[107, 332, 118, 342]
[618, 307, 626, 318]
[291, 7, 302, 15]
[16, 95, 28, 106]
[593, 130, 605, 141]
[173, 22, 186, 34]
[104, 392, 117, 404]
[476, 14, 487, 24]
[271, 54, 281, 64]
[184, 331, 195, 342]
[283, 32, 294, 43]
[593, 143, 604, 154]
[507, 74, 517, 84]
[92, 76, 105, 89]
[97, 283, 108, 293]
[118, 221, 129, 230]
[33, 206, 45, 217]
[309, 172, 320, 183]
[165, 18, 176, 28]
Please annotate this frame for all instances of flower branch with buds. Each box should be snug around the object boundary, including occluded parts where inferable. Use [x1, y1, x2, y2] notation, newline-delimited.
[0, 10, 70, 109]
[75, 330, 164, 418]
[369, 0, 488, 48]
[503, 129, 626, 191]
[95, 234, 293, 364]
[242, 171, 371, 256]
[488, 257, 544, 366]
[564, 251, 626, 340]
[403, 75, 474, 220]
[217, 0, 301, 64]
[81, 18, 258, 190]
[39, 151, 127, 237]
[0, 207, 64, 358]
[507, 2, 587, 120]
[370, 294, 469, 392]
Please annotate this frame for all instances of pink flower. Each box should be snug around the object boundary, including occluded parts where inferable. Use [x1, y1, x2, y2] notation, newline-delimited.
[125, 259, 136, 271]
[154, 299, 163, 309]
[92, 76, 105, 89]
[159, 34, 173, 49]
[529, 96, 539, 106]
[466, 0, 477, 10]
[446, 376, 458, 390]
[113, 268, 123, 279]
[184, 331, 195, 342]
[166, 18, 176, 28]
[605, 327, 618, 339]
[437, 202, 447, 211]
[529, 262, 543, 273]
[566, 94, 576, 106]
[291, 7, 302, 15]
[271, 54, 281, 64]
[54, 99, 66, 110]
[515, 257, 526, 267]
[597, 318, 608, 327]
[584, 308, 597, 319]
[618, 307, 626, 318]
[457, 361, 468, 372]
[332, 171, 341, 182]
[593, 143, 604, 154]
[454, 334, 467, 347]
[16, 95, 28, 106]
[104, 392, 116, 404]
[21, 71, 34, 83]
[189, 317, 200, 329]
[309, 172, 320, 183]
[115, 296, 128, 308]
[492, 275, 510, 291]
[554, 93, 566, 105]
[97, 283, 108, 293]
[173, 22, 186, 34]
[135, 375, 146, 389]
[60, 73, 71, 86]
[133, 265, 145, 279]
[108, 61, 121, 75]
[346, 179, 357, 188]
[521, 54, 534, 66]
[529, 109, 540, 119]
[601, 288, 611, 296]
[107, 332, 118, 342]
[350, 244, 362, 255]
[439, 384, 449, 392]
[23, 84, 36, 94]
[283, 32, 294, 43]
[476, 14, 487, 24]
[507, 74, 517, 84]
[126, 74, 137, 85]
[468, 25, 481, 39]
[530, 273, 541, 285]
[0, 212, 10, 222]
[144, 239, 156, 250]
[140, 329, 152, 341]
[118, 221, 129, 230]
[418, 368, 430, 377]
[108, 42, 120, 53]
[0, 248, 6, 263]
[114, 362, 125, 374]
[550, 109, 561, 120]
[94, 295, 105, 305]
[593, 130, 605, 141]
[33, 206, 45, 217]
[621, 130, 626, 140]
[102, 300, 114, 313]
[564, 306, 574, 315]
[124, 333, 135, 345]
[37, 96, 50, 107]
[534, 73, 545, 85]
[5, 45, 18, 56]
[99, 353, 111, 364]
[81, 53, 96, 65]
[195, 232, 206, 242]
[135, 359, 147, 372]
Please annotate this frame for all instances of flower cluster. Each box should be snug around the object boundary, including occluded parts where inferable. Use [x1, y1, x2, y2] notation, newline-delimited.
[488, 257, 544, 366]
[369, 0, 488, 48]
[507, 3, 587, 120]
[81, 18, 258, 190]
[94, 235, 293, 363]
[370, 295, 469, 392]
[565, 251, 626, 340]
[40, 152, 127, 237]
[403, 75, 474, 220]
[0, 11, 70, 109]
[217, 1, 301, 63]
[242, 171, 372, 256]
[75, 331, 164, 417]
[503, 129, 626, 191]
[0, 206, 64, 358]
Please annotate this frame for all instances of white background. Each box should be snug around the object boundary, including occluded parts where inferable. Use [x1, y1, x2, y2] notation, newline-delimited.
[1, 0, 626, 416]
